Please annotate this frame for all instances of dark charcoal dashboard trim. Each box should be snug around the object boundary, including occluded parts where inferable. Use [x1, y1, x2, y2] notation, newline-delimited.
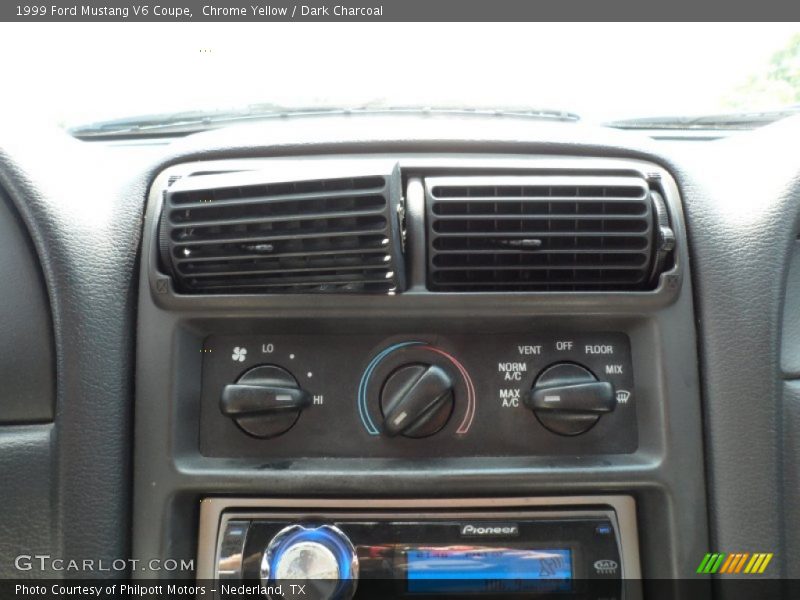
[0, 129, 143, 577]
[134, 143, 705, 589]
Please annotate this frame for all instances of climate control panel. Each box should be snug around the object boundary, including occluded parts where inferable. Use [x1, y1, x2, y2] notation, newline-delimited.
[199, 332, 636, 458]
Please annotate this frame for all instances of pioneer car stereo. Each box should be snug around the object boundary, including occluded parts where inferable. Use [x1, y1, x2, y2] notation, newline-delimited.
[197, 496, 641, 600]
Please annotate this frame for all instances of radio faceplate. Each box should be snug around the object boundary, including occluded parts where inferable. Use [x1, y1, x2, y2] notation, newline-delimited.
[200, 332, 636, 458]
[197, 496, 641, 600]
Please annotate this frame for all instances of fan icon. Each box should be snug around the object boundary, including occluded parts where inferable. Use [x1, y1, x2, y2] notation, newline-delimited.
[231, 346, 248, 362]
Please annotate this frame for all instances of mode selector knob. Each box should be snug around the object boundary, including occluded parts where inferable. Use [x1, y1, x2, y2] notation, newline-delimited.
[261, 524, 358, 600]
[526, 362, 617, 436]
[380, 364, 455, 438]
[220, 365, 312, 439]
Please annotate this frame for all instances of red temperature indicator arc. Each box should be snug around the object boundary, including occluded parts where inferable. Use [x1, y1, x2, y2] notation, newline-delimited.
[423, 346, 476, 434]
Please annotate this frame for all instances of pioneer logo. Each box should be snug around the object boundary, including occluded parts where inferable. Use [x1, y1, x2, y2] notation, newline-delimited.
[460, 523, 519, 537]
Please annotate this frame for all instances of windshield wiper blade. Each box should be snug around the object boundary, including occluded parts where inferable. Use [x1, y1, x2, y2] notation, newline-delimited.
[68, 105, 287, 139]
[68, 105, 581, 140]
[607, 106, 800, 131]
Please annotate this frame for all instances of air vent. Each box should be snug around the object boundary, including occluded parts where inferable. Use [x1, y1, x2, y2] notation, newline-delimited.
[159, 170, 405, 294]
[426, 175, 674, 292]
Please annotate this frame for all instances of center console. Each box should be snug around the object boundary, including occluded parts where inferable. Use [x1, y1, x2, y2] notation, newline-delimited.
[133, 153, 707, 598]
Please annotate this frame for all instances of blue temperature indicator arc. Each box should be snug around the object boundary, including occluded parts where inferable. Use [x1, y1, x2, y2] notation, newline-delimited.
[358, 341, 425, 435]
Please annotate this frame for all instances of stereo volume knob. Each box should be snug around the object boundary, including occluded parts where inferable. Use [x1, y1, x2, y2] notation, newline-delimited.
[261, 525, 358, 600]
[380, 363, 455, 438]
[526, 362, 617, 436]
[220, 365, 311, 438]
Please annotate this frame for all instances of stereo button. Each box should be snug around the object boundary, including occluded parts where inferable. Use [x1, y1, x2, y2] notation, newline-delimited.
[262, 525, 358, 600]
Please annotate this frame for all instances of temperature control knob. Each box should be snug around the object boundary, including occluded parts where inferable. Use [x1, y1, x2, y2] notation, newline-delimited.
[261, 524, 358, 600]
[526, 362, 617, 436]
[379, 364, 455, 438]
[220, 365, 311, 438]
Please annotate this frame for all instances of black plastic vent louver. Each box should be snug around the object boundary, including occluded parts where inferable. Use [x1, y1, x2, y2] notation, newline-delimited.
[159, 170, 405, 294]
[426, 175, 672, 291]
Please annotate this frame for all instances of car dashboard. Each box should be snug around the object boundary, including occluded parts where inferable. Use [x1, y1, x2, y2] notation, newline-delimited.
[0, 113, 798, 599]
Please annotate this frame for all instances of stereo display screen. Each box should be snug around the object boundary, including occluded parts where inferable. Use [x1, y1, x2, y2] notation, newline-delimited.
[405, 547, 573, 594]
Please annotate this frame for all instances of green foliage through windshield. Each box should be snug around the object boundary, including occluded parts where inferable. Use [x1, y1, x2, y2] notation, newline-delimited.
[727, 33, 800, 109]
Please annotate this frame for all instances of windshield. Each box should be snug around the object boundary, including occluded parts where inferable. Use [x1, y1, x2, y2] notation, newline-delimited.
[1, 22, 799, 130]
